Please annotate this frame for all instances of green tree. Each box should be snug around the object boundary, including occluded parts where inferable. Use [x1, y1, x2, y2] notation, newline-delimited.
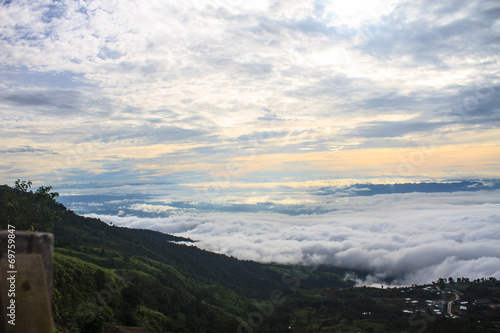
[0, 179, 62, 231]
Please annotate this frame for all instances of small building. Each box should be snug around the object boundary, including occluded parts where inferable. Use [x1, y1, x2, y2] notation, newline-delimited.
[103, 326, 149, 333]
[474, 299, 491, 306]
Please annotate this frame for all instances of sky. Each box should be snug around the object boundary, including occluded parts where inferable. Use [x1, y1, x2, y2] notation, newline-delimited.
[1, 0, 499, 285]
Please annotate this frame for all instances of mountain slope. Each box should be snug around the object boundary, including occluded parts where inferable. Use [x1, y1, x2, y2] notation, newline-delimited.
[2, 184, 498, 333]
[0, 184, 353, 332]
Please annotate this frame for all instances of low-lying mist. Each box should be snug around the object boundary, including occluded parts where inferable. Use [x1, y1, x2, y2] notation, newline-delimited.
[88, 190, 500, 286]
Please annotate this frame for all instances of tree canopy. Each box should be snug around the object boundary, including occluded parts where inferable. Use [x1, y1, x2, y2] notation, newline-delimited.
[0, 179, 62, 231]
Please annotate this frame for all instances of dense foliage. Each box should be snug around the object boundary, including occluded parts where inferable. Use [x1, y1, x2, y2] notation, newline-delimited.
[0, 181, 62, 231]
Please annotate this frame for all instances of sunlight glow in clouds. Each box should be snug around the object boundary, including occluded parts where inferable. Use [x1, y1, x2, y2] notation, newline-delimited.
[321, 0, 399, 27]
[1, 0, 499, 187]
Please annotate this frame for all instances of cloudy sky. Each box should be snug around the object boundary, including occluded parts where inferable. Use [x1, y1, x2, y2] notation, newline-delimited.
[1, 0, 499, 285]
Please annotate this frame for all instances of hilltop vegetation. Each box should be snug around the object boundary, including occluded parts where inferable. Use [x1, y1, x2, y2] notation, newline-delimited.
[1, 183, 499, 332]
[0, 183, 352, 332]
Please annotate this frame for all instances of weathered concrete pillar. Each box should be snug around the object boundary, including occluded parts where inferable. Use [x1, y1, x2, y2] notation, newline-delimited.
[0, 232, 53, 298]
[0, 231, 54, 333]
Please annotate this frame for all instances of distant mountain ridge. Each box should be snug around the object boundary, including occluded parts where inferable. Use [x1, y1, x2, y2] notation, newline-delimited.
[55, 179, 500, 218]
[317, 179, 500, 196]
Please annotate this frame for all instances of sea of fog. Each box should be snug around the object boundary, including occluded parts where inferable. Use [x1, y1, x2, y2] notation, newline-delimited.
[82, 188, 500, 287]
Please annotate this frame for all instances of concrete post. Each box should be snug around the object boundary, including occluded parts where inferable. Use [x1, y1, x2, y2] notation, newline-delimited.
[0, 231, 54, 333]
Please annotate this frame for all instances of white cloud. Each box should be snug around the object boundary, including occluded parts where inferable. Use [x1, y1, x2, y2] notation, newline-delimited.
[1, 1, 499, 287]
[1, 0, 499, 186]
[89, 190, 500, 286]
[129, 203, 179, 213]
[321, 0, 402, 28]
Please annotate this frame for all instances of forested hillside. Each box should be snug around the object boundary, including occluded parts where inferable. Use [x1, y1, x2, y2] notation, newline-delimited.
[0, 184, 352, 332]
[1, 183, 499, 333]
